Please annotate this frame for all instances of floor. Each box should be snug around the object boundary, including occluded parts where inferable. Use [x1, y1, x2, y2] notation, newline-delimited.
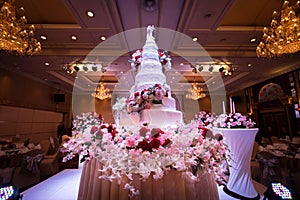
[21, 166, 267, 200]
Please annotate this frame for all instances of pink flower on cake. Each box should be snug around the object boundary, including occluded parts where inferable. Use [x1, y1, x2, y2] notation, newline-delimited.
[154, 89, 163, 100]
[129, 49, 171, 68]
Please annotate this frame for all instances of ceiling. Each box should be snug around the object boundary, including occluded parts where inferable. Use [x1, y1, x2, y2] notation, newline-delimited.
[1, 0, 300, 96]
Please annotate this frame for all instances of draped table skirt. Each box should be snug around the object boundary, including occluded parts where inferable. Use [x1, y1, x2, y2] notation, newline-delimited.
[78, 158, 220, 200]
[214, 128, 259, 199]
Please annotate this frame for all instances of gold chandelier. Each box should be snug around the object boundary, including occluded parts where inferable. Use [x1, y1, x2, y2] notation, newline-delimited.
[256, 0, 300, 58]
[91, 81, 112, 100]
[0, 0, 41, 55]
[186, 80, 206, 100]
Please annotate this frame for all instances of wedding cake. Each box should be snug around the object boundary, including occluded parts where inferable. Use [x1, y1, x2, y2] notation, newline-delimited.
[118, 25, 182, 128]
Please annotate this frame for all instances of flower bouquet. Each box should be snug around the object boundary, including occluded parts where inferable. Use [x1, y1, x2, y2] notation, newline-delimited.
[125, 83, 168, 114]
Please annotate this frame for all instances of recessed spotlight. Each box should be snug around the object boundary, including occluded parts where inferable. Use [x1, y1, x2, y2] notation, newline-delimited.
[40, 35, 47, 40]
[71, 35, 77, 40]
[248, 63, 252, 67]
[100, 36, 106, 41]
[180, 63, 184, 66]
[92, 64, 97, 72]
[44, 62, 50, 66]
[87, 11, 94, 17]
[74, 65, 80, 72]
[192, 37, 198, 42]
[250, 38, 256, 43]
[120, 71, 124, 74]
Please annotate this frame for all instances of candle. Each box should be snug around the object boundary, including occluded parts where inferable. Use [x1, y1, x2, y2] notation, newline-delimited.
[232, 101, 236, 113]
[222, 101, 226, 114]
[230, 98, 233, 113]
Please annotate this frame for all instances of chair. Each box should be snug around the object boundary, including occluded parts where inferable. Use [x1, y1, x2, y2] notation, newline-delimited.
[11, 149, 44, 189]
[39, 137, 61, 177]
[256, 151, 283, 186]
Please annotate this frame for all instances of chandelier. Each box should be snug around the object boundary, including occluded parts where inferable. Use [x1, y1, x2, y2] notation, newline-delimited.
[0, 0, 41, 55]
[256, 0, 300, 58]
[91, 81, 112, 100]
[186, 80, 206, 100]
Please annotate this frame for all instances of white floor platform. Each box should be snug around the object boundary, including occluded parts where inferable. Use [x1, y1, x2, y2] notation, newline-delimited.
[21, 169, 82, 200]
[21, 168, 266, 200]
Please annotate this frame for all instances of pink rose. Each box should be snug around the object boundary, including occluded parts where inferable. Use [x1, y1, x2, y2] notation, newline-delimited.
[90, 126, 98, 133]
[143, 102, 152, 109]
[126, 137, 136, 148]
[155, 89, 163, 100]
[139, 127, 150, 137]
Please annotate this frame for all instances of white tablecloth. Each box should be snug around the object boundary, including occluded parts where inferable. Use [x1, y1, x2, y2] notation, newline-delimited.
[215, 128, 259, 199]
[78, 158, 220, 200]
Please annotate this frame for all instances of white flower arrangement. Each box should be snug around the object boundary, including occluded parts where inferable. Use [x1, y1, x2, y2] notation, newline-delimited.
[61, 112, 229, 196]
[214, 113, 256, 129]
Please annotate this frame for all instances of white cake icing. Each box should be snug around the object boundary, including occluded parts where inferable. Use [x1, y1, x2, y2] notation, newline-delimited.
[119, 25, 182, 128]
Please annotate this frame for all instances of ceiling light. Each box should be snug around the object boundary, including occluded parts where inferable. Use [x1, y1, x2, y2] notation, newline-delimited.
[71, 35, 77, 40]
[120, 71, 124, 74]
[250, 38, 256, 43]
[256, 0, 300, 57]
[208, 66, 214, 72]
[44, 62, 50, 66]
[40, 35, 47, 40]
[87, 11, 94, 17]
[0, 1, 41, 55]
[100, 36, 106, 41]
[248, 64, 252, 67]
[180, 63, 184, 66]
[192, 37, 198, 42]
[101, 68, 107, 73]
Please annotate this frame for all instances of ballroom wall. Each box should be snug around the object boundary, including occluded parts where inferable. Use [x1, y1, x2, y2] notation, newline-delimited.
[0, 68, 72, 141]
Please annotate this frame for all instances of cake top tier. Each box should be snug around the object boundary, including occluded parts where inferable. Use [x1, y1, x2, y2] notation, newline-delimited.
[129, 25, 171, 70]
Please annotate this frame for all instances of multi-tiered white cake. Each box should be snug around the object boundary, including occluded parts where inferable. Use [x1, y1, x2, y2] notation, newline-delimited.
[119, 25, 182, 128]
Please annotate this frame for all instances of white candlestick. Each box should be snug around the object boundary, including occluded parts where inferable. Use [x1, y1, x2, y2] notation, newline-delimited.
[230, 98, 233, 113]
[233, 101, 236, 113]
[222, 101, 226, 114]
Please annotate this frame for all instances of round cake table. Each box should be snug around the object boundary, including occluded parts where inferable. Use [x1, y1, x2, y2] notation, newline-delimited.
[78, 158, 220, 200]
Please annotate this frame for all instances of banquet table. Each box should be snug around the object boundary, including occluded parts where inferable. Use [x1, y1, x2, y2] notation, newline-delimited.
[78, 158, 220, 200]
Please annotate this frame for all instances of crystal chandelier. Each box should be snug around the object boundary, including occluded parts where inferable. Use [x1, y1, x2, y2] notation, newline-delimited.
[0, 0, 41, 55]
[91, 81, 112, 100]
[186, 81, 206, 100]
[256, 0, 300, 58]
